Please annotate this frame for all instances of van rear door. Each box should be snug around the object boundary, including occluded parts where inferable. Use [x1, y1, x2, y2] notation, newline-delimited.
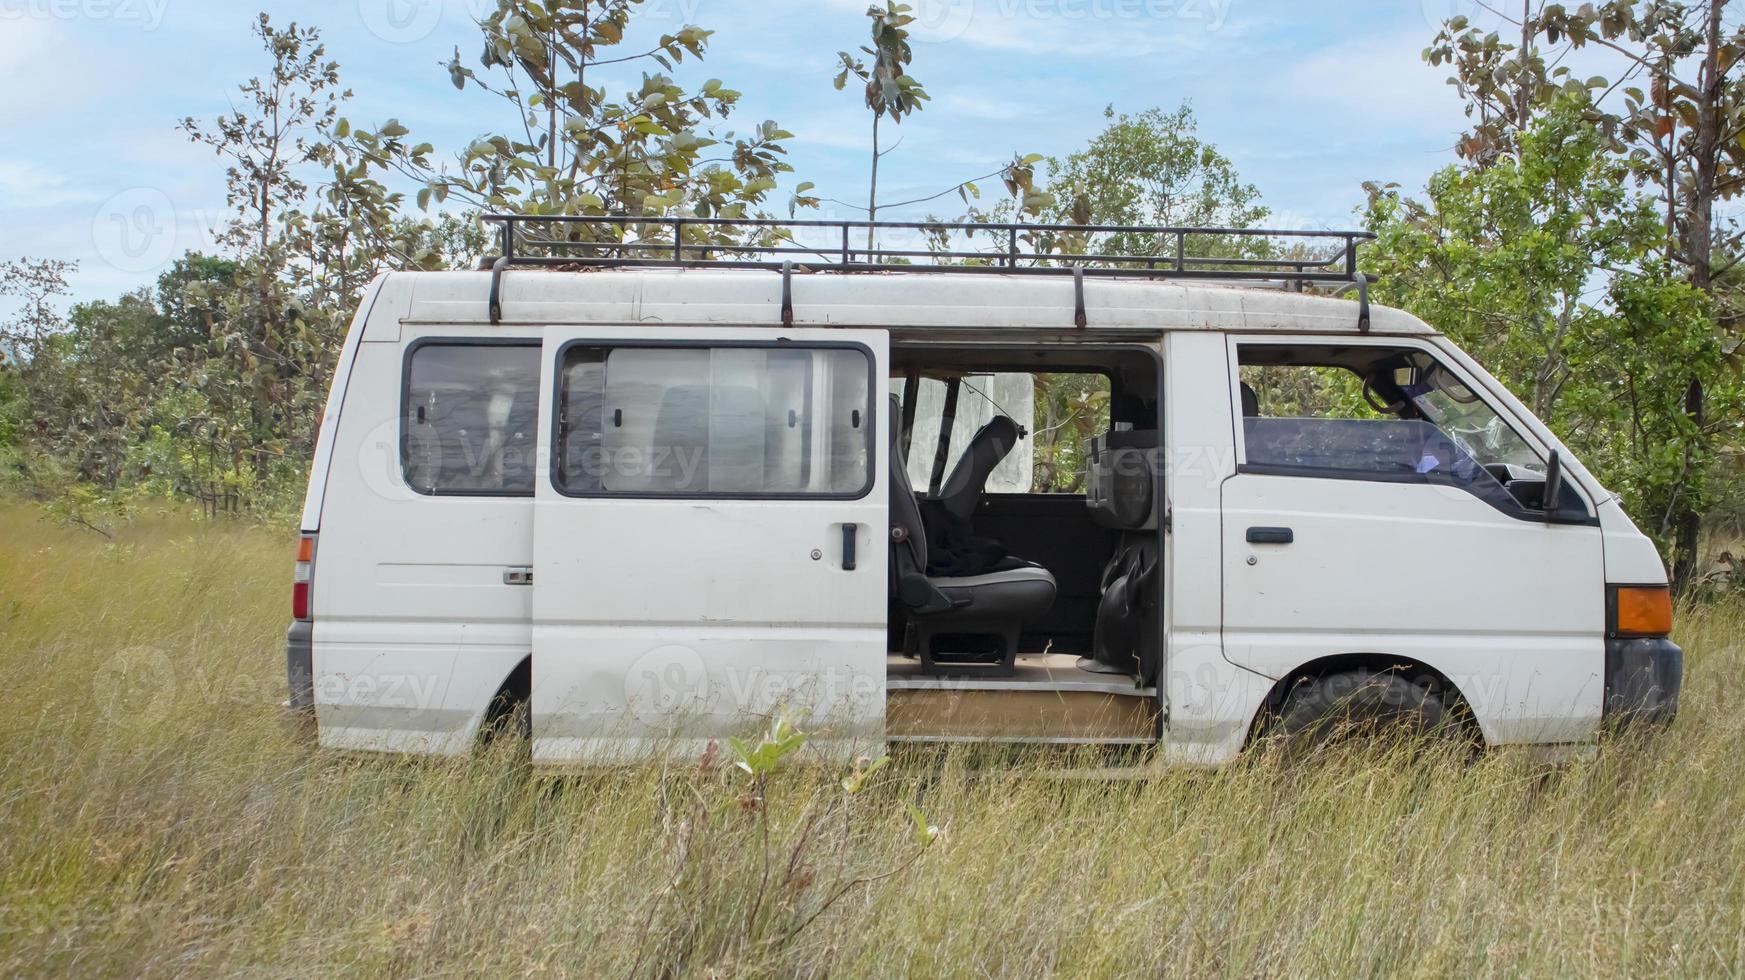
[313, 330, 545, 754]
[530, 327, 889, 763]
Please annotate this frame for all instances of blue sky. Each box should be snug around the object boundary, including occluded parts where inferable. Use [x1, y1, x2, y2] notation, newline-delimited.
[0, 0, 1514, 308]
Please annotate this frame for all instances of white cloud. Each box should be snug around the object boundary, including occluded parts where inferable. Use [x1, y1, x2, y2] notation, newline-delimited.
[0, 160, 99, 210]
[1280, 29, 1465, 128]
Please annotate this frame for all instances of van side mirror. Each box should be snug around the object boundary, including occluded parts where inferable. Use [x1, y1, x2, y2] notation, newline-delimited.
[1541, 450, 1587, 524]
[1542, 450, 1564, 525]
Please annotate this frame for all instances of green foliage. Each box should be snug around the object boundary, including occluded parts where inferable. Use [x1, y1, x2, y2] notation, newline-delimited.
[1031, 374, 1109, 494]
[1042, 104, 1269, 255]
[939, 104, 1267, 263]
[728, 715, 808, 777]
[342, 0, 795, 241]
[1363, 98, 1741, 557]
[835, 1, 931, 124]
[1426, 0, 1745, 581]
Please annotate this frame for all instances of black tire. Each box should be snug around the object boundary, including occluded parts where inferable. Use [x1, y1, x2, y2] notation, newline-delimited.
[1267, 668, 1462, 755]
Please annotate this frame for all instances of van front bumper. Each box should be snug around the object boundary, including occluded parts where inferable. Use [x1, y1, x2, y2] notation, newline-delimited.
[1604, 637, 1683, 727]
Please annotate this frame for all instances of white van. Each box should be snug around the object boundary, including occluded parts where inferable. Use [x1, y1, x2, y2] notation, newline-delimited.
[286, 217, 1683, 766]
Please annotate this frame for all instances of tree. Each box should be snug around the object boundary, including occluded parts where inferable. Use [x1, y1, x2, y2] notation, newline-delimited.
[1363, 98, 1738, 556]
[0, 258, 76, 369]
[1041, 104, 1269, 255]
[1429, 0, 1745, 584]
[1426, 1, 1564, 165]
[835, 1, 931, 251]
[343, 0, 797, 254]
[179, 15, 356, 492]
[0, 258, 76, 483]
[181, 15, 343, 260]
[923, 104, 1261, 267]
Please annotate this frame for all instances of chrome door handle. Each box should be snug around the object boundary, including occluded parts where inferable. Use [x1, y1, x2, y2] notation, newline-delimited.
[503, 567, 534, 586]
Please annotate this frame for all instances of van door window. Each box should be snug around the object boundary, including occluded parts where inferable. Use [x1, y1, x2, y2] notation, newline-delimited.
[1237, 344, 1588, 521]
[402, 341, 541, 495]
[554, 344, 873, 497]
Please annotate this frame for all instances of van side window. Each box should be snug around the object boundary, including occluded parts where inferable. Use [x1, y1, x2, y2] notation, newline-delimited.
[893, 372, 1112, 495]
[402, 342, 541, 496]
[554, 345, 873, 497]
[1237, 344, 1586, 521]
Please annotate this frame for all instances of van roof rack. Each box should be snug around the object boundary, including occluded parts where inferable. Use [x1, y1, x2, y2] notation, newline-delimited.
[481, 214, 1375, 326]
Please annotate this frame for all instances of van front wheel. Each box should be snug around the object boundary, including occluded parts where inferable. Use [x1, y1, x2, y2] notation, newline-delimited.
[1267, 669, 1462, 754]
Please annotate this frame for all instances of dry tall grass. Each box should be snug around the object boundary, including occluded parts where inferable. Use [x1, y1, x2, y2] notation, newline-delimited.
[1, 502, 1741, 977]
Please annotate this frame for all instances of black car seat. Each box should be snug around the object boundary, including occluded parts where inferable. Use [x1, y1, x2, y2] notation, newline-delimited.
[889, 396, 1055, 676]
[1081, 425, 1162, 681]
[935, 414, 1021, 521]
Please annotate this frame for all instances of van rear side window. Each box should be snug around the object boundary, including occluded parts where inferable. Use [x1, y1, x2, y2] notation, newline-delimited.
[554, 344, 873, 497]
[402, 341, 541, 496]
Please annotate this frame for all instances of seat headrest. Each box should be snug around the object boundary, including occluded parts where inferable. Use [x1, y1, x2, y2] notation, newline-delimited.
[1240, 382, 1260, 419]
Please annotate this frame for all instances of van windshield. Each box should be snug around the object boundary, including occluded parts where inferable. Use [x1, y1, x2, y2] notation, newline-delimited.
[1400, 357, 1542, 475]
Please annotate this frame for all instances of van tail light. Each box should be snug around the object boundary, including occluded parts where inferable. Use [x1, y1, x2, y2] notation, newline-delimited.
[293, 535, 317, 622]
[1610, 585, 1673, 638]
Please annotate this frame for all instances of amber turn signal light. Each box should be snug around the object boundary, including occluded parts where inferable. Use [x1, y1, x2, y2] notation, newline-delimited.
[1613, 586, 1673, 638]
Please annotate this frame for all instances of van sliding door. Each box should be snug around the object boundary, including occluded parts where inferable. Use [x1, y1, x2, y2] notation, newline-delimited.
[530, 327, 890, 763]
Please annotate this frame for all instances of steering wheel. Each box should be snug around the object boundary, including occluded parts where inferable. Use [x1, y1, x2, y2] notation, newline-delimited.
[1362, 374, 1407, 415]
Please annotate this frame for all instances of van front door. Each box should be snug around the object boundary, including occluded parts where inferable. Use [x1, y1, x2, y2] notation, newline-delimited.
[1219, 337, 1607, 745]
[531, 327, 889, 763]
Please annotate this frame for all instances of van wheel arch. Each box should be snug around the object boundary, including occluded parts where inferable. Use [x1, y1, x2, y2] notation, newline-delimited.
[478, 655, 531, 745]
[1246, 654, 1483, 751]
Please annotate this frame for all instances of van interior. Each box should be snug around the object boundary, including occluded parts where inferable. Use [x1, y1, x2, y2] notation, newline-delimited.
[884, 345, 1164, 744]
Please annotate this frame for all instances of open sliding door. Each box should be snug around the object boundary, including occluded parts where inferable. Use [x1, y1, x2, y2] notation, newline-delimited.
[531, 326, 889, 764]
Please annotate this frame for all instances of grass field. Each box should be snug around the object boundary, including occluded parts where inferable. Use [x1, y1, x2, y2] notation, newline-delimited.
[1, 503, 1742, 977]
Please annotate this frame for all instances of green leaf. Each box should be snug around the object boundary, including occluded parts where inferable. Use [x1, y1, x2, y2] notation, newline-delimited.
[908, 804, 939, 847]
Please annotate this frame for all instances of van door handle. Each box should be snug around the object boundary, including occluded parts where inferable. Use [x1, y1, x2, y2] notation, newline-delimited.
[1246, 527, 1294, 545]
[503, 567, 534, 586]
[841, 523, 858, 571]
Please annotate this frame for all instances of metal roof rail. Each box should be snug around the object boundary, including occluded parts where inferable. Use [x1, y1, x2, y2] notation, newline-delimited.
[481, 214, 1375, 325]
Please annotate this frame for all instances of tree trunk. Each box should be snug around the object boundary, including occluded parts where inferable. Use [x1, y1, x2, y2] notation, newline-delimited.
[1671, 0, 1726, 591]
[867, 113, 880, 257]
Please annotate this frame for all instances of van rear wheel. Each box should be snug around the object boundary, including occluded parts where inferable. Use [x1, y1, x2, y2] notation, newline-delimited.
[1267, 669, 1466, 756]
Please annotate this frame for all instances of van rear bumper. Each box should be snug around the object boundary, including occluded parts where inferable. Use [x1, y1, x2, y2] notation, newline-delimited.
[286, 620, 314, 713]
[1604, 637, 1683, 726]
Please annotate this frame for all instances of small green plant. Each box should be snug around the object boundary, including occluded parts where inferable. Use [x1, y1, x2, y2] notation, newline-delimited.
[630, 717, 934, 974]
